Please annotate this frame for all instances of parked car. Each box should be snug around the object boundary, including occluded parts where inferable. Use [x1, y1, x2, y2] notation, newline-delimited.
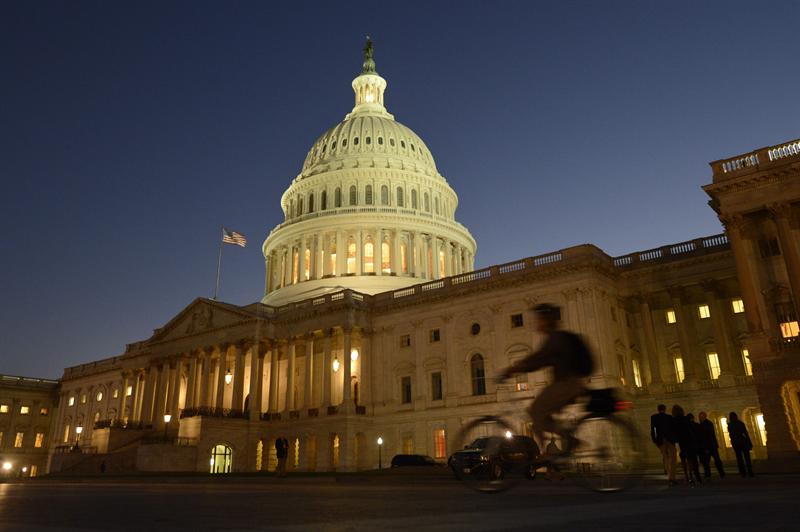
[390, 454, 440, 467]
[448, 435, 541, 480]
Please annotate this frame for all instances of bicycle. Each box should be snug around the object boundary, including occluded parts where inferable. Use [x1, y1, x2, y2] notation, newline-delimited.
[450, 387, 644, 493]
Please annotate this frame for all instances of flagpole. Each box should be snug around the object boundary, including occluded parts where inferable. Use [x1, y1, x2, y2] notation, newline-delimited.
[214, 227, 224, 300]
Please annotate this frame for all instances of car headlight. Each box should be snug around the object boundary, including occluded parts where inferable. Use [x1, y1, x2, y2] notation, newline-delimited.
[479, 454, 489, 462]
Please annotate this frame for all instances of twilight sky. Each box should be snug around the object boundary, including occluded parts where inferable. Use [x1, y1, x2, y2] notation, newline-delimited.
[2, 1, 799, 378]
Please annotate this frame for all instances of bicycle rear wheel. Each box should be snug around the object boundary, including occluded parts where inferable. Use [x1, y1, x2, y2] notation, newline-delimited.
[563, 415, 644, 492]
[452, 415, 527, 493]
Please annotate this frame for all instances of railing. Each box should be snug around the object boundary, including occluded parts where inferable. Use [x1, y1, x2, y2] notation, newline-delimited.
[613, 234, 728, 268]
[663, 383, 683, 394]
[697, 379, 720, 390]
[712, 138, 800, 178]
[768, 140, 800, 161]
[734, 375, 754, 386]
[721, 153, 759, 173]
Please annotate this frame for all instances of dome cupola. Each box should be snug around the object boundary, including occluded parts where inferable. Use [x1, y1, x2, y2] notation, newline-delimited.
[261, 39, 477, 306]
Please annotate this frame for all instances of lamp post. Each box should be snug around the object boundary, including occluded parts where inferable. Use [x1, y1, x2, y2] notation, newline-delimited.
[377, 436, 383, 470]
[163, 414, 172, 442]
[75, 426, 83, 449]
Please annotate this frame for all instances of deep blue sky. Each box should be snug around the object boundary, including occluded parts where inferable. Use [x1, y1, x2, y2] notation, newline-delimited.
[3, 1, 799, 378]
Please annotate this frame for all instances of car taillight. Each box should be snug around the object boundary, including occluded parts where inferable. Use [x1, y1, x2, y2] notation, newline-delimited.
[615, 400, 633, 411]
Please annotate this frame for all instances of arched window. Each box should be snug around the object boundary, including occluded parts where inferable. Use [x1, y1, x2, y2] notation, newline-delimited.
[439, 249, 446, 278]
[381, 241, 391, 273]
[434, 197, 439, 215]
[470, 355, 486, 396]
[321, 190, 327, 211]
[292, 249, 299, 284]
[365, 185, 373, 205]
[335, 188, 342, 208]
[298, 197, 304, 216]
[210, 444, 232, 474]
[411, 190, 418, 209]
[304, 248, 311, 281]
[397, 187, 404, 207]
[380, 185, 389, 205]
[349, 185, 357, 206]
[347, 240, 356, 274]
[308, 193, 314, 213]
[364, 240, 375, 273]
[424, 193, 430, 212]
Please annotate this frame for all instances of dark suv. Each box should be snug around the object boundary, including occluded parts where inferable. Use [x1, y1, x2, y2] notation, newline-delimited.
[448, 435, 540, 480]
[390, 454, 440, 467]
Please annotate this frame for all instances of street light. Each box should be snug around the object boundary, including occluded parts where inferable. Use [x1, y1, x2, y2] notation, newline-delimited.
[377, 436, 383, 470]
[332, 356, 340, 372]
[163, 414, 172, 441]
[75, 426, 83, 448]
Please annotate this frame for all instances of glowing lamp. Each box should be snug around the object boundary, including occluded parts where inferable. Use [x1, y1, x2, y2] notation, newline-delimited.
[2, 462, 11, 471]
[332, 357, 340, 372]
[75, 426, 83, 435]
[351, 349, 359, 362]
[377, 437, 383, 446]
[504, 430, 513, 439]
[225, 370, 233, 385]
[163, 414, 172, 424]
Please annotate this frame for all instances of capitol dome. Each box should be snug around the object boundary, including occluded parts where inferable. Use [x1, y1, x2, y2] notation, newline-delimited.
[261, 39, 477, 306]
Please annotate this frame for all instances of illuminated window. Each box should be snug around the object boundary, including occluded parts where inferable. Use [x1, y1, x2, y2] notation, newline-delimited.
[304, 248, 311, 280]
[363, 241, 374, 273]
[365, 185, 373, 205]
[400, 242, 408, 273]
[470, 354, 486, 396]
[126, 385, 133, 397]
[673, 356, 685, 383]
[756, 414, 767, 445]
[666, 309, 676, 324]
[80, 394, 87, 404]
[719, 418, 732, 448]
[742, 348, 753, 376]
[380, 185, 389, 205]
[30, 465, 37, 477]
[94, 411, 100, 422]
[381, 241, 391, 273]
[294, 438, 300, 468]
[617, 354, 627, 386]
[0, 432, 3, 446]
[347, 241, 356, 274]
[34, 433, 44, 448]
[330, 248, 337, 276]
[397, 187, 404, 207]
[209, 444, 233, 474]
[780, 320, 799, 339]
[112, 388, 119, 399]
[698, 305, 711, 319]
[431, 372, 443, 401]
[510, 314, 524, 328]
[20, 406, 30, 415]
[15, 432, 24, 448]
[438, 249, 446, 278]
[707, 352, 721, 380]
[411, 189, 418, 209]
[40, 407, 49, 416]
[515, 374, 529, 391]
[430, 329, 440, 343]
[632, 359, 643, 388]
[402, 432, 414, 454]
[68, 396, 75, 407]
[731, 299, 745, 314]
[63, 424, 70, 443]
[401, 376, 412, 404]
[0, 404, 8, 413]
[433, 429, 446, 459]
[292, 249, 299, 284]
[332, 435, 340, 468]
[96, 391, 103, 402]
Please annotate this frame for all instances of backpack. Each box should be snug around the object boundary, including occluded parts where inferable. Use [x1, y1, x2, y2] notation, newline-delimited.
[566, 332, 595, 377]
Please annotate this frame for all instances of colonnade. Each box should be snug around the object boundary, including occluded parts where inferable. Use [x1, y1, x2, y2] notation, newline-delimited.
[266, 229, 474, 293]
[116, 328, 368, 430]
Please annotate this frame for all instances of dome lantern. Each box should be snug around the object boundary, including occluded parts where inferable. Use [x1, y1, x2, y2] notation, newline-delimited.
[348, 37, 391, 120]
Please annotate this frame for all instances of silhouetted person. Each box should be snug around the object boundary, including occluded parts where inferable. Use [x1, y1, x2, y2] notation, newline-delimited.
[672, 405, 702, 485]
[650, 404, 678, 484]
[728, 412, 754, 477]
[100, 460, 106, 474]
[697, 411, 725, 478]
[275, 436, 289, 477]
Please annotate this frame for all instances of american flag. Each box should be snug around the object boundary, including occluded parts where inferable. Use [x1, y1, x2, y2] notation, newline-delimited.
[222, 228, 247, 247]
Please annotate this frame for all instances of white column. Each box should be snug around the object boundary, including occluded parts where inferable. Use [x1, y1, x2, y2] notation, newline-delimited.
[342, 328, 353, 410]
[444, 239, 452, 277]
[298, 236, 307, 282]
[392, 229, 401, 275]
[168, 359, 181, 420]
[432, 237, 441, 280]
[304, 334, 314, 410]
[249, 343, 266, 421]
[322, 333, 332, 407]
[375, 228, 383, 275]
[185, 353, 198, 409]
[215, 346, 228, 411]
[269, 345, 280, 412]
[285, 339, 296, 412]
[336, 231, 345, 276]
[283, 246, 292, 287]
[356, 230, 363, 275]
[232, 343, 245, 412]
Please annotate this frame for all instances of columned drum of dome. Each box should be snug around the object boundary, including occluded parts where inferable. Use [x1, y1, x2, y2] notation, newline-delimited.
[262, 39, 477, 306]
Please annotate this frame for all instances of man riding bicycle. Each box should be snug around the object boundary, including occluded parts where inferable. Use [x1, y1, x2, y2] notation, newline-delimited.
[499, 303, 595, 450]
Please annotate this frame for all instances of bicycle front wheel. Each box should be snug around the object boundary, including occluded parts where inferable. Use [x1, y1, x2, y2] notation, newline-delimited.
[452, 415, 526, 493]
[564, 415, 644, 492]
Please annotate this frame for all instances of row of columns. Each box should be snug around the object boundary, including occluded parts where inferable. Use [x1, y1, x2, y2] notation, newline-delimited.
[114, 329, 368, 430]
[266, 231, 474, 293]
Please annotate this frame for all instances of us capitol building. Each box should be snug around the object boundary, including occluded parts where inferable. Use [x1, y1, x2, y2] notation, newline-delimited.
[2, 41, 799, 476]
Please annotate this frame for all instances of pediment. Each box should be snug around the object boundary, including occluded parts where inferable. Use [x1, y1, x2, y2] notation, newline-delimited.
[147, 298, 254, 344]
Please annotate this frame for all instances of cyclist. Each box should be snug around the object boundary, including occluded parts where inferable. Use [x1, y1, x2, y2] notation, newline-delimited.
[499, 303, 595, 451]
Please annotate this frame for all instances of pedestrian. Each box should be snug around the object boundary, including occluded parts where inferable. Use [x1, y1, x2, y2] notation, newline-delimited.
[544, 437, 564, 481]
[728, 412, 754, 477]
[672, 405, 702, 485]
[650, 403, 678, 485]
[275, 435, 289, 477]
[697, 412, 725, 478]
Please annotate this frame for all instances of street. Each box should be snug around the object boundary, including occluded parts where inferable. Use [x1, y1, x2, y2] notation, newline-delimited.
[0, 474, 797, 531]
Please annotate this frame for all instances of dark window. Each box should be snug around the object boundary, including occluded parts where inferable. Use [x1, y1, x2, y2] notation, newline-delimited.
[401, 376, 412, 404]
[759, 237, 781, 258]
[400, 334, 411, 348]
[401, 140, 406, 149]
[378, 137, 383, 145]
[470, 354, 486, 396]
[354, 137, 359, 146]
[366, 136, 371, 145]
[334, 188, 342, 208]
[381, 185, 389, 205]
[321, 190, 327, 210]
[510, 314, 524, 328]
[349, 185, 357, 206]
[397, 187, 404, 207]
[430, 329, 440, 343]
[411, 190, 418, 209]
[331, 141, 336, 150]
[431, 372, 443, 401]
[365, 185, 373, 205]
[390, 138, 395, 147]
[342, 138, 348, 147]
[470, 323, 481, 335]
[308, 193, 314, 213]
